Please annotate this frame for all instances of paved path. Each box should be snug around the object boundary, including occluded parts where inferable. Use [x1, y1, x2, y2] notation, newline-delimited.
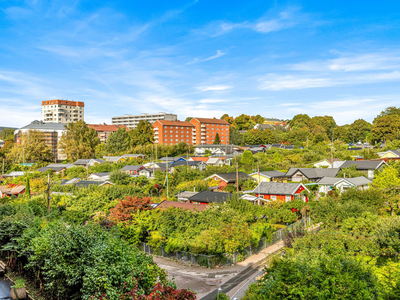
[0, 277, 11, 300]
[200, 242, 283, 300]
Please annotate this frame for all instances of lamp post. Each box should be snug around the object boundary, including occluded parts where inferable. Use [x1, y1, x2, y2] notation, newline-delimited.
[217, 287, 222, 299]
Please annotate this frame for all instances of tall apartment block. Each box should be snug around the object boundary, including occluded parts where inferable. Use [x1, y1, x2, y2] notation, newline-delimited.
[112, 112, 177, 129]
[153, 117, 230, 145]
[42, 100, 84, 123]
[153, 120, 194, 145]
[190, 118, 230, 145]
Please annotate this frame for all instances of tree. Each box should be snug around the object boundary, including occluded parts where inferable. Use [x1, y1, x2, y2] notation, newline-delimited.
[185, 117, 193, 122]
[25, 177, 30, 198]
[234, 114, 254, 130]
[250, 115, 265, 124]
[240, 150, 254, 165]
[377, 106, 400, 119]
[309, 115, 336, 138]
[59, 121, 100, 161]
[6, 130, 53, 163]
[213, 133, 221, 145]
[244, 129, 263, 145]
[373, 166, 400, 190]
[0, 128, 15, 143]
[109, 196, 153, 223]
[105, 127, 130, 154]
[110, 170, 131, 185]
[349, 119, 372, 143]
[289, 114, 310, 128]
[371, 114, 400, 142]
[129, 121, 154, 148]
[230, 127, 244, 145]
[261, 129, 275, 144]
[333, 125, 350, 142]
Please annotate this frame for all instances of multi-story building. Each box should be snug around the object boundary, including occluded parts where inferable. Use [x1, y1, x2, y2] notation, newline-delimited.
[190, 118, 230, 145]
[112, 112, 177, 129]
[15, 121, 67, 160]
[88, 124, 129, 144]
[153, 120, 194, 145]
[42, 100, 84, 123]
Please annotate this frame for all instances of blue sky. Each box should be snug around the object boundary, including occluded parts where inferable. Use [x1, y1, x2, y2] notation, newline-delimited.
[1, 0, 400, 127]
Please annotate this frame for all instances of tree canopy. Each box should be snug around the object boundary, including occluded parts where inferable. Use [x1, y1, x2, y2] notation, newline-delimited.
[129, 121, 154, 148]
[105, 127, 130, 154]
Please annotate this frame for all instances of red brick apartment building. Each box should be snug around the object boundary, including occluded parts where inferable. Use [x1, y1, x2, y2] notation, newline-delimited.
[153, 118, 230, 145]
[190, 118, 230, 145]
[153, 120, 194, 145]
[88, 124, 129, 144]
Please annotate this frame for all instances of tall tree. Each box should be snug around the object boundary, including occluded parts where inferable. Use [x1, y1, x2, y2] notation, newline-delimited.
[240, 150, 254, 165]
[0, 128, 15, 143]
[244, 129, 263, 145]
[105, 127, 130, 155]
[309, 116, 337, 138]
[185, 117, 193, 122]
[289, 114, 311, 128]
[26, 177, 30, 198]
[59, 121, 100, 161]
[349, 119, 372, 143]
[129, 121, 154, 148]
[371, 114, 400, 142]
[261, 129, 275, 144]
[6, 130, 53, 163]
[213, 133, 221, 144]
[377, 106, 400, 119]
[230, 127, 244, 145]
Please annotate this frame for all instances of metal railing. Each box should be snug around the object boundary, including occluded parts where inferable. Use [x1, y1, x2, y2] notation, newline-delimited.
[140, 217, 311, 268]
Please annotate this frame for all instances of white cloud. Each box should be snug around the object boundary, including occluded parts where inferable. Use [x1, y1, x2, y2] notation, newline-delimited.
[197, 85, 232, 92]
[198, 99, 230, 103]
[259, 75, 334, 90]
[187, 50, 226, 64]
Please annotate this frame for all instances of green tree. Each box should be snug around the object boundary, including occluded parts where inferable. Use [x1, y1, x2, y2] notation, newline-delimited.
[289, 114, 310, 128]
[371, 114, 400, 142]
[59, 121, 100, 161]
[25, 177, 30, 198]
[129, 121, 154, 148]
[234, 114, 255, 130]
[213, 133, 221, 144]
[185, 117, 193, 122]
[6, 130, 53, 163]
[0, 128, 15, 143]
[373, 166, 400, 190]
[230, 127, 244, 145]
[310, 115, 336, 138]
[244, 129, 263, 145]
[333, 125, 350, 142]
[105, 127, 130, 154]
[110, 170, 131, 185]
[349, 119, 372, 143]
[377, 106, 400, 118]
[261, 129, 275, 144]
[240, 150, 254, 165]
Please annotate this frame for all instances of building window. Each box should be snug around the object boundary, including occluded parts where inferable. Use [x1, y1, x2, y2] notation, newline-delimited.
[271, 196, 277, 201]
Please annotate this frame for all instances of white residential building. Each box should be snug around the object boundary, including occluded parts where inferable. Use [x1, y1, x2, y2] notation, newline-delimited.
[112, 112, 177, 129]
[42, 100, 84, 123]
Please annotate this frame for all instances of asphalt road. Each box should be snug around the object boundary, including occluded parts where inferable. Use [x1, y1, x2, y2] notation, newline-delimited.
[0, 277, 11, 300]
[201, 258, 266, 300]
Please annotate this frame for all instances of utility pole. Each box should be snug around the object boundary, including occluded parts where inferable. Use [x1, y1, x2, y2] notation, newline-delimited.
[86, 162, 89, 178]
[166, 154, 169, 198]
[47, 174, 51, 214]
[306, 137, 309, 150]
[236, 163, 239, 193]
[22, 146, 25, 164]
[2, 158, 4, 175]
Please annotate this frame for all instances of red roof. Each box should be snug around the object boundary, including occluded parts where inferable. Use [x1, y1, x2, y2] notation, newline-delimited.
[191, 118, 229, 125]
[42, 100, 84, 107]
[154, 120, 194, 127]
[156, 200, 208, 212]
[191, 157, 209, 162]
[88, 124, 129, 132]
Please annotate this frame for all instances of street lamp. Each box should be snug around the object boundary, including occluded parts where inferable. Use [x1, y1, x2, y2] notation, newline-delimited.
[217, 287, 222, 299]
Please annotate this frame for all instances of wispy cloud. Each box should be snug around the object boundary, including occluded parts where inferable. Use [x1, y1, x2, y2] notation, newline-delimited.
[197, 85, 232, 92]
[187, 50, 226, 64]
[198, 99, 230, 103]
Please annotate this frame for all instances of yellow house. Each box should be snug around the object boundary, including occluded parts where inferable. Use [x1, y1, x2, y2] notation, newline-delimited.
[378, 150, 400, 159]
[249, 171, 287, 183]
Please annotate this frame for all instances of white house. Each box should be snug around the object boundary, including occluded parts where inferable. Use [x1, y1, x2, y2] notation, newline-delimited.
[313, 158, 344, 169]
[317, 176, 372, 194]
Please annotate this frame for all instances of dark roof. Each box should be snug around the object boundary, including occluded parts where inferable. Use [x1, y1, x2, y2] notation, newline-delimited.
[317, 176, 372, 186]
[348, 147, 363, 151]
[19, 121, 66, 131]
[285, 168, 339, 179]
[260, 171, 286, 178]
[75, 180, 104, 188]
[253, 182, 307, 195]
[156, 200, 207, 212]
[121, 165, 144, 171]
[188, 191, 231, 203]
[159, 157, 185, 162]
[339, 160, 386, 170]
[212, 172, 253, 183]
[37, 166, 67, 173]
[91, 172, 110, 177]
[172, 161, 204, 167]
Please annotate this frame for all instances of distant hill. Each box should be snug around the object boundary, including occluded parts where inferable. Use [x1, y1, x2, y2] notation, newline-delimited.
[0, 127, 17, 132]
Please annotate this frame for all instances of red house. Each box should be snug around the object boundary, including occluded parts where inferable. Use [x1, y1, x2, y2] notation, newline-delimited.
[253, 182, 309, 202]
[0, 184, 26, 198]
[120, 165, 145, 175]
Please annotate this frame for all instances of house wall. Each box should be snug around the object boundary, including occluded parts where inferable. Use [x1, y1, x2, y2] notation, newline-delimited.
[291, 171, 305, 182]
[250, 174, 271, 183]
[381, 152, 398, 158]
[314, 161, 331, 168]
[190, 118, 230, 145]
[153, 121, 194, 145]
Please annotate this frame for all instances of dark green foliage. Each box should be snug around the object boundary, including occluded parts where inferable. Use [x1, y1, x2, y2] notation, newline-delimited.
[244, 251, 379, 300]
[105, 127, 130, 154]
[241, 150, 254, 165]
[110, 170, 131, 185]
[213, 133, 221, 144]
[129, 121, 154, 147]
